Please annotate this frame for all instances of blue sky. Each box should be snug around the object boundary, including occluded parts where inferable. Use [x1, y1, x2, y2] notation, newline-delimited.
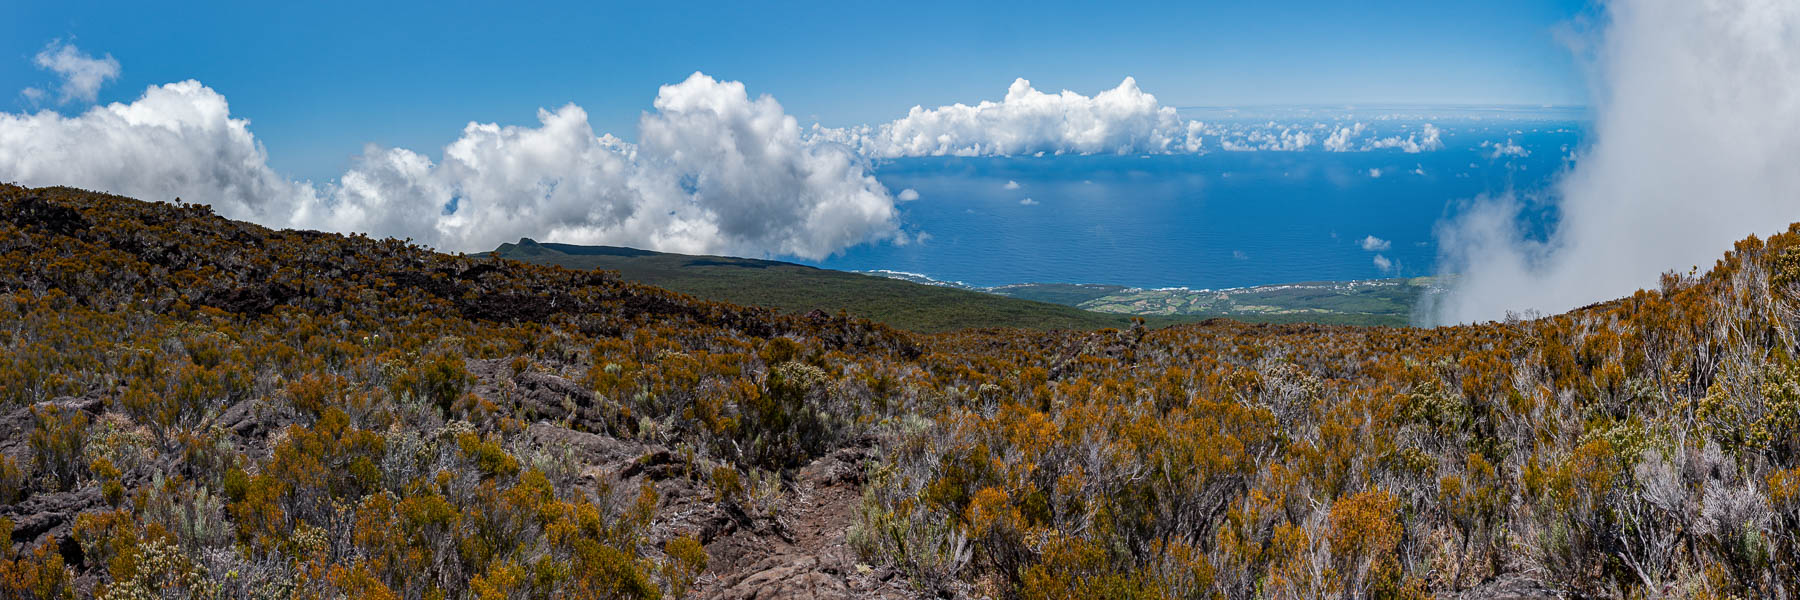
[7, 0, 1592, 184]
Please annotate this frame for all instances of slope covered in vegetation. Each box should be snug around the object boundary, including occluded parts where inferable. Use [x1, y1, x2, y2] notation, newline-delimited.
[492, 238, 1178, 333]
[4, 184, 1800, 599]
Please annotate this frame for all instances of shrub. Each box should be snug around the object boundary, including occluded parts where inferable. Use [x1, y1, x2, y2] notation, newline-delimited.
[662, 535, 708, 598]
[739, 361, 841, 469]
[28, 405, 88, 491]
[0, 536, 75, 600]
[0, 456, 26, 504]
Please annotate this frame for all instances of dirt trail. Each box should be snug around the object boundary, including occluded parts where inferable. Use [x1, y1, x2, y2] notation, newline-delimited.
[690, 447, 916, 600]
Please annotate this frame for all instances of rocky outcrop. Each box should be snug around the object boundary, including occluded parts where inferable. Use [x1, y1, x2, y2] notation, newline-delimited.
[1, 486, 102, 565]
[709, 554, 850, 600]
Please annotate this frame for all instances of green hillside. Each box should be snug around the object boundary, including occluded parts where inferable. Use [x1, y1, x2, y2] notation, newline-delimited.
[491, 238, 1169, 332]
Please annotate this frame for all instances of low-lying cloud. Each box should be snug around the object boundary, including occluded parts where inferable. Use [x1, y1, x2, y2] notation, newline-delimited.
[816, 77, 1199, 157]
[1431, 0, 1800, 324]
[1481, 139, 1529, 159]
[303, 73, 900, 258]
[1322, 123, 1442, 153]
[1219, 126, 1314, 152]
[1364, 124, 1443, 153]
[1323, 124, 1366, 152]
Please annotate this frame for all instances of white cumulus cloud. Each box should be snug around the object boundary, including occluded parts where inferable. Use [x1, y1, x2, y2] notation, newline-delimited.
[1019, 197, 1038, 206]
[1360, 235, 1392, 251]
[1481, 139, 1530, 159]
[29, 40, 121, 104]
[1364, 123, 1443, 153]
[307, 72, 902, 259]
[1373, 254, 1394, 273]
[0, 80, 316, 221]
[1002, 180, 1020, 190]
[1323, 123, 1367, 152]
[897, 188, 920, 201]
[1318, 122, 1444, 153]
[820, 77, 1199, 157]
[1219, 124, 1315, 151]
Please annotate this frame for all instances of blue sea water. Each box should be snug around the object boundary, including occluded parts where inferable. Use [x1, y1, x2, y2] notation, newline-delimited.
[805, 120, 1584, 290]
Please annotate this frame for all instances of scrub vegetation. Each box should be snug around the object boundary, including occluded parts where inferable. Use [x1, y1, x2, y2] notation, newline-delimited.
[4, 184, 1800, 598]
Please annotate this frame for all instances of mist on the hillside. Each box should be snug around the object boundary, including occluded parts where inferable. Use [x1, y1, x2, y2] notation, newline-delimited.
[1430, 0, 1800, 324]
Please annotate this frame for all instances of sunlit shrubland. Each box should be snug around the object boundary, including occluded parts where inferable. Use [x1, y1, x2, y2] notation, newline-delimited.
[5, 184, 1800, 598]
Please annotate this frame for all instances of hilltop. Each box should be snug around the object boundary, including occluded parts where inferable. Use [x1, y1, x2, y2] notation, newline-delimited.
[4, 184, 1800, 599]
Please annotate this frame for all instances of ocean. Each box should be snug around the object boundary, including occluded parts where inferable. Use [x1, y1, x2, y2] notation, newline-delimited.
[805, 116, 1585, 290]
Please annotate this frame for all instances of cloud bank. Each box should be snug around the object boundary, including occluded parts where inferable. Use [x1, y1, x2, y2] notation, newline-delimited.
[1219, 126, 1314, 152]
[302, 73, 899, 258]
[809, 80, 1448, 157]
[1431, 0, 1800, 324]
[1480, 139, 1530, 159]
[1320, 122, 1442, 153]
[1364, 124, 1443, 153]
[0, 81, 312, 221]
[2, 72, 900, 259]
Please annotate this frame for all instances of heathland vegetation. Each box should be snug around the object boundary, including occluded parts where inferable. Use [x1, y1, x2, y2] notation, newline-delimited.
[6, 184, 1800, 598]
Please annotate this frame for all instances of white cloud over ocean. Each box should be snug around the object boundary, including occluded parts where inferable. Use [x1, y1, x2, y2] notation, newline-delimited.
[1364, 124, 1443, 153]
[1480, 139, 1529, 159]
[812, 77, 1199, 157]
